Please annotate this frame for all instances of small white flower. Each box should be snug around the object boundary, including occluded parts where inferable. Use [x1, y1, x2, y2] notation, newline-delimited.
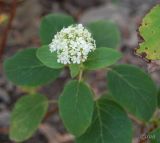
[49, 24, 96, 64]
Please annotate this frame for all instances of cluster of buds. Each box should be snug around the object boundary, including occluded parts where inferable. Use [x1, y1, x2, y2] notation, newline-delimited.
[49, 24, 96, 64]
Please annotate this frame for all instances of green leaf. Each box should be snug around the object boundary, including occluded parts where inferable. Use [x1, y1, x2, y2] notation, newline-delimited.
[36, 45, 64, 69]
[76, 96, 132, 143]
[40, 13, 75, 45]
[158, 89, 160, 108]
[59, 80, 94, 137]
[10, 94, 48, 142]
[69, 64, 81, 78]
[136, 5, 160, 60]
[4, 48, 60, 87]
[149, 128, 160, 143]
[84, 47, 122, 70]
[87, 20, 121, 49]
[107, 64, 157, 121]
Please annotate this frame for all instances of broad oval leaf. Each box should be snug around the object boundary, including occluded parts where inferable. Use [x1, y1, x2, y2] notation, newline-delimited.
[76, 96, 132, 143]
[158, 89, 160, 108]
[69, 64, 81, 78]
[59, 80, 94, 137]
[107, 64, 157, 121]
[10, 94, 48, 142]
[4, 48, 60, 87]
[149, 128, 160, 143]
[136, 5, 160, 60]
[87, 20, 121, 49]
[84, 47, 122, 70]
[36, 45, 64, 69]
[40, 13, 75, 45]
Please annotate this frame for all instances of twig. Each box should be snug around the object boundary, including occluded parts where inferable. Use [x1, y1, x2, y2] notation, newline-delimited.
[129, 114, 149, 143]
[0, 0, 24, 12]
[138, 118, 159, 143]
[43, 106, 58, 121]
[0, 0, 17, 60]
[0, 127, 9, 134]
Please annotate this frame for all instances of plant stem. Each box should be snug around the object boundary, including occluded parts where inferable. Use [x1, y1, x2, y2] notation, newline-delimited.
[0, 0, 17, 60]
[49, 100, 58, 104]
[43, 106, 58, 121]
[78, 69, 83, 81]
[78, 64, 84, 81]
[129, 114, 146, 126]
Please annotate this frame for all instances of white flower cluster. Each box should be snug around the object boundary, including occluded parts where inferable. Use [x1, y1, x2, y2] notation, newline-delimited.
[49, 24, 96, 64]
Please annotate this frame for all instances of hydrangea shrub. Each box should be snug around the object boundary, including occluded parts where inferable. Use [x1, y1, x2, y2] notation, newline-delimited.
[3, 6, 160, 142]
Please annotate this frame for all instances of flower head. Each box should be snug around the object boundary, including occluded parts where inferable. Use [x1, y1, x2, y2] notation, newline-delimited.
[49, 24, 96, 64]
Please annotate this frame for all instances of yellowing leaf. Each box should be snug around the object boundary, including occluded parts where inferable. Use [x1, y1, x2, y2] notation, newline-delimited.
[136, 5, 160, 60]
[0, 14, 8, 24]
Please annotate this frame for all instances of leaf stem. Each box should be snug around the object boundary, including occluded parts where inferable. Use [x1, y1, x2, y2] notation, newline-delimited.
[49, 100, 58, 104]
[129, 114, 146, 126]
[78, 63, 84, 81]
[78, 69, 83, 82]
